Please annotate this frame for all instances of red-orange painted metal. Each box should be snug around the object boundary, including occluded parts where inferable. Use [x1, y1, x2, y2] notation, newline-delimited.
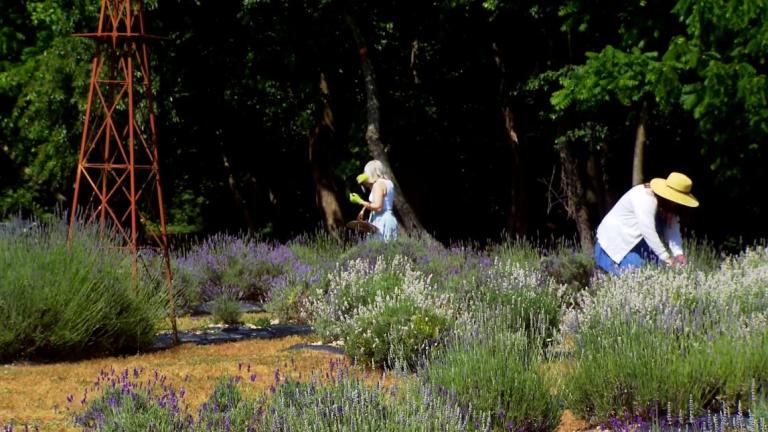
[68, 0, 178, 343]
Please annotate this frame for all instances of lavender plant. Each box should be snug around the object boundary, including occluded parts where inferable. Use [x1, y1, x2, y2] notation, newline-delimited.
[211, 292, 244, 326]
[425, 309, 562, 432]
[561, 248, 768, 421]
[173, 234, 302, 306]
[72, 367, 191, 431]
[264, 255, 323, 324]
[0, 217, 165, 361]
[72, 362, 488, 431]
[305, 256, 454, 367]
[458, 258, 563, 338]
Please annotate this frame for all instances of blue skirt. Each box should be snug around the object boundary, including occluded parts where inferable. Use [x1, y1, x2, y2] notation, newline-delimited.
[370, 211, 398, 242]
[595, 240, 660, 275]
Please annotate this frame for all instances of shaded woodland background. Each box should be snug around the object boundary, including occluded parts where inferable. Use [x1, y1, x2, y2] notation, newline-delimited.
[1, 0, 767, 249]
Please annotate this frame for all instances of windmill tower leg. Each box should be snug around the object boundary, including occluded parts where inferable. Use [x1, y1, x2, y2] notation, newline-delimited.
[69, 0, 179, 345]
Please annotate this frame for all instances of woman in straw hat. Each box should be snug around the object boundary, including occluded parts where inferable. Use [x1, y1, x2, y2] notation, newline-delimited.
[348, 160, 399, 241]
[594, 172, 699, 275]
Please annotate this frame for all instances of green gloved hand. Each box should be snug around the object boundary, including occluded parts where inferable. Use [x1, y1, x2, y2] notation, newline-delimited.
[349, 193, 365, 205]
[356, 173, 369, 184]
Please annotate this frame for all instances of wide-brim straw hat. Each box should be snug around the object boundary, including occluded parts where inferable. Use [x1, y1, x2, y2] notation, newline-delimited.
[650, 172, 699, 208]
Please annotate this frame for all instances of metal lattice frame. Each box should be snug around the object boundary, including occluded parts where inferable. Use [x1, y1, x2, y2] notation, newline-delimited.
[68, 0, 178, 343]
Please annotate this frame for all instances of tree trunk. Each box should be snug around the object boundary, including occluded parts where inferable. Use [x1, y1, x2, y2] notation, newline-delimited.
[344, 10, 426, 234]
[220, 147, 256, 231]
[632, 101, 648, 186]
[493, 42, 528, 236]
[410, 38, 420, 84]
[559, 143, 594, 254]
[309, 72, 344, 232]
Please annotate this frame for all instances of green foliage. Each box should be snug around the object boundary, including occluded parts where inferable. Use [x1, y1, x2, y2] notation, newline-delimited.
[565, 323, 768, 420]
[540, 250, 594, 304]
[0, 0, 95, 214]
[306, 256, 453, 368]
[339, 236, 436, 265]
[0, 218, 166, 361]
[486, 238, 542, 267]
[682, 236, 720, 272]
[551, 47, 665, 112]
[426, 314, 561, 431]
[76, 384, 187, 431]
[343, 298, 449, 368]
[266, 279, 309, 324]
[211, 295, 243, 326]
[563, 250, 768, 420]
[197, 377, 257, 430]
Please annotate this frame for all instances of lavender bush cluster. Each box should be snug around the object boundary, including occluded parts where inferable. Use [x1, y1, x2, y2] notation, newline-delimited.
[0, 217, 165, 361]
[562, 248, 768, 337]
[173, 234, 320, 309]
[562, 248, 768, 421]
[424, 307, 562, 432]
[5, 225, 757, 431]
[304, 256, 455, 367]
[71, 361, 487, 431]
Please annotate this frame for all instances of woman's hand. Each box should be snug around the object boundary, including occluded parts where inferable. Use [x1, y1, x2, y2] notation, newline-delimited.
[673, 255, 687, 266]
[349, 193, 365, 206]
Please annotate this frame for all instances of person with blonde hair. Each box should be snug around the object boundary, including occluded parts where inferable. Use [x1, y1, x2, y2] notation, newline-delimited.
[349, 160, 399, 241]
[594, 172, 699, 274]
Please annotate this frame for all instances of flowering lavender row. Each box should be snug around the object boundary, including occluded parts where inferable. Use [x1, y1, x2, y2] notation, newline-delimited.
[561, 248, 768, 422]
[69, 361, 487, 431]
[173, 233, 321, 306]
[597, 395, 768, 432]
[562, 248, 768, 337]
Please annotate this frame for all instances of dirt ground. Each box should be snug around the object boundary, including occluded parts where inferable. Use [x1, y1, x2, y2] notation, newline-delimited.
[0, 335, 344, 431]
[1, 333, 589, 431]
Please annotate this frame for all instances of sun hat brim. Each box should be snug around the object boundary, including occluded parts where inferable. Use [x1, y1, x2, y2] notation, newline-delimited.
[650, 178, 699, 208]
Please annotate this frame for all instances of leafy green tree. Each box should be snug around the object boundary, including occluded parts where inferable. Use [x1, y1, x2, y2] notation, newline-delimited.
[0, 1, 96, 214]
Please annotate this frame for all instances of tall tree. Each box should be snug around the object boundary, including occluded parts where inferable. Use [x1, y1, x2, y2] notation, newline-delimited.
[344, 8, 427, 234]
[308, 73, 344, 231]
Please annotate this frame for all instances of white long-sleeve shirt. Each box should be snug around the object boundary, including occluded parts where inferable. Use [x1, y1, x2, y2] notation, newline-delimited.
[596, 184, 684, 263]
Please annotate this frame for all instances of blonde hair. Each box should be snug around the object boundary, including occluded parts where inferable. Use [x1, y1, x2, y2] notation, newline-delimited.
[363, 160, 390, 182]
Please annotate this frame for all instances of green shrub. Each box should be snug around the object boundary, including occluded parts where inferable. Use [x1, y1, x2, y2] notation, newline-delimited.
[211, 295, 243, 326]
[565, 322, 768, 421]
[0, 218, 166, 361]
[562, 251, 768, 421]
[540, 250, 594, 305]
[426, 312, 561, 431]
[344, 297, 449, 368]
[305, 256, 454, 367]
[265, 275, 317, 324]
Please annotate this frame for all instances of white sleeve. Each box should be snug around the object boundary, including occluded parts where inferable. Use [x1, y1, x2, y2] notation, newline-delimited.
[665, 215, 684, 257]
[631, 194, 670, 261]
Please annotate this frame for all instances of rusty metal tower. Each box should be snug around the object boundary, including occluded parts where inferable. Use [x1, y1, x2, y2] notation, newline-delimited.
[68, 0, 178, 342]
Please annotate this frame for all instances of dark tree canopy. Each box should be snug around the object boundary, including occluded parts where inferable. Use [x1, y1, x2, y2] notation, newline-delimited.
[1, 0, 766, 247]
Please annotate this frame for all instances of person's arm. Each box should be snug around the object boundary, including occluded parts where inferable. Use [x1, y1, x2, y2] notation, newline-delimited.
[364, 181, 386, 212]
[632, 193, 672, 264]
[665, 214, 685, 262]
